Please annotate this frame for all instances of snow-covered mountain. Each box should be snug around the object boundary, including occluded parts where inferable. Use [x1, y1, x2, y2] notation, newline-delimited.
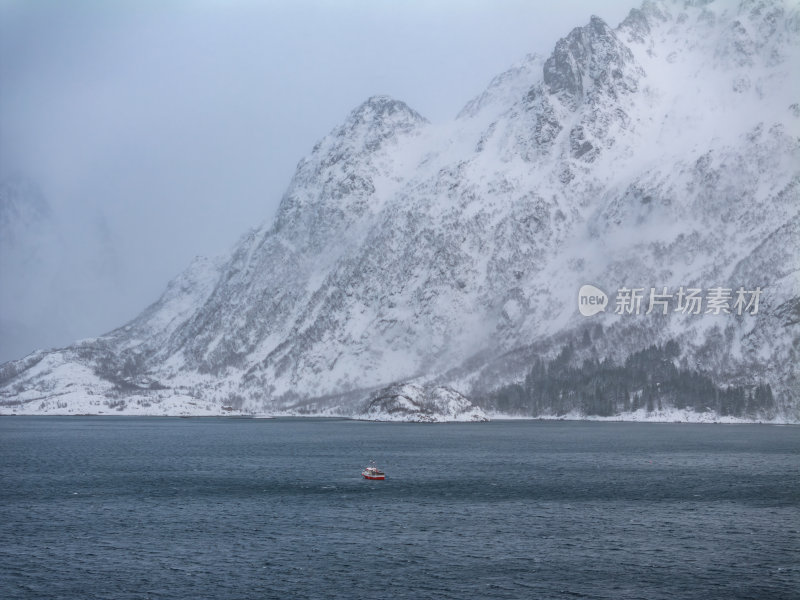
[1, 0, 798, 421]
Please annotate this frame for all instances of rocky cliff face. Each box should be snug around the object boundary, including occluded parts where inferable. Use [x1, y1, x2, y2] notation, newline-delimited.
[2, 0, 798, 420]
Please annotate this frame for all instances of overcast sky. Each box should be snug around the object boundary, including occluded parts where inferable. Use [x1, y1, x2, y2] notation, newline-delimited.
[0, 0, 635, 361]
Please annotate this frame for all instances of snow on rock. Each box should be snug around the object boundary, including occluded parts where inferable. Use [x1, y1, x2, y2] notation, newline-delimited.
[359, 383, 489, 422]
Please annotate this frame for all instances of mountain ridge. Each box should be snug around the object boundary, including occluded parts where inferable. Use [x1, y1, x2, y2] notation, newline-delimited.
[2, 0, 798, 421]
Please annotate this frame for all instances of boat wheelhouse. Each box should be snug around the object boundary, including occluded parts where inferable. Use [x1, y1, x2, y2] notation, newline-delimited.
[361, 460, 385, 480]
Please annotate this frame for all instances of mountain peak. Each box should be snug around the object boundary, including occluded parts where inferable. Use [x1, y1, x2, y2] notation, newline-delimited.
[304, 94, 428, 159]
[352, 94, 425, 117]
[618, 1, 669, 44]
[543, 14, 641, 109]
[341, 95, 428, 139]
[273, 95, 427, 238]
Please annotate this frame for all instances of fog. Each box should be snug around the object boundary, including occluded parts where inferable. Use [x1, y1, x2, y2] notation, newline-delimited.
[0, 0, 633, 363]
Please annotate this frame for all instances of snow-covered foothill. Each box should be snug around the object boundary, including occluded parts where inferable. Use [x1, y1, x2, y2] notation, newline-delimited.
[358, 383, 489, 423]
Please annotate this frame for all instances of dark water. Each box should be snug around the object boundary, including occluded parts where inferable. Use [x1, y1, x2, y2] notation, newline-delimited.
[1, 418, 798, 600]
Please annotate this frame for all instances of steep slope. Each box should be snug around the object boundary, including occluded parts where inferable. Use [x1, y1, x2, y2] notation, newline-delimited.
[1, 0, 798, 420]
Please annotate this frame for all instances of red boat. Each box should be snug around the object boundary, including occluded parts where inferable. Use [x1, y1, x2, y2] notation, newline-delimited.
[361, 460, 385, 480]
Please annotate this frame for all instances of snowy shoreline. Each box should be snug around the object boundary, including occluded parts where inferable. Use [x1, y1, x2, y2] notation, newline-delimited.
[1, 369, 794, 424]
[1, 406, 795, 425]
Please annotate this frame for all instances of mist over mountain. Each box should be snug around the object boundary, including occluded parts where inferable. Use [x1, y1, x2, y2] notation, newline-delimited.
[0, 174, 126, 363]
[1, 0, 798, 421]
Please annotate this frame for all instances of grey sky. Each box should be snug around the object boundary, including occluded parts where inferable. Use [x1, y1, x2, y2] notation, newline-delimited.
[0, 0, 634, 361]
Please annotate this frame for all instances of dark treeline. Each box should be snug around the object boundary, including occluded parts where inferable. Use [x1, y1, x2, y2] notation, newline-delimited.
[484, 338, 776, 418]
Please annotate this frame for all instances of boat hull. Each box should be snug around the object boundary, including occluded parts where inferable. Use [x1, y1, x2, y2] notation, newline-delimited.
[361, 462, 385, 480]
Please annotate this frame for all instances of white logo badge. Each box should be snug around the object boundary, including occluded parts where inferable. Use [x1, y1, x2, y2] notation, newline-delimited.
[578, 284, 608, 316]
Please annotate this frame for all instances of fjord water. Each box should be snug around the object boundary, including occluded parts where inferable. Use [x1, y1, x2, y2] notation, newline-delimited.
[1, 418, 798, 600]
